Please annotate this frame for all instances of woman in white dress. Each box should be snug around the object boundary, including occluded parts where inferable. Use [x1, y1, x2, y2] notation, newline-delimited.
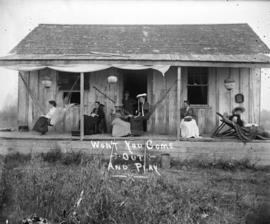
[180, 100, 200, 138]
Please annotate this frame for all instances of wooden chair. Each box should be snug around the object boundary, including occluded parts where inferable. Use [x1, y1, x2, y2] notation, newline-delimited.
[211, 112, 235, 138]
[211, 112, 259, 142]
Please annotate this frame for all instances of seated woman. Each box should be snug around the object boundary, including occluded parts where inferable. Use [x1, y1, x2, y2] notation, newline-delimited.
[111, 109, 131, 137]
[33, 100, 57, 135]
[229, 106, 245, 127]
[83, 101, 107, 135]
[180, 100, 200, 138]
[98, 103, 107, 133]
[229, 106, 270, 139]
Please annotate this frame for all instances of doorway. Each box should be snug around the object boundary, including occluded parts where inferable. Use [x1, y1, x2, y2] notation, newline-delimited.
[123, 69, 149, 131]
[123, 69, 148, 100]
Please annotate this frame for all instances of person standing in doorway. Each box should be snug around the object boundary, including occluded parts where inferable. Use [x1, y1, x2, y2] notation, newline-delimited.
[122, 90, 136, 115]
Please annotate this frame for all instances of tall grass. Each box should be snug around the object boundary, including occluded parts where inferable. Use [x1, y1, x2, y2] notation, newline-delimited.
[0, 152, 269, 224]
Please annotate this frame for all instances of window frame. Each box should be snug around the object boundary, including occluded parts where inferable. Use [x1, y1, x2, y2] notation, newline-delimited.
[57, 72, 90, 91]
[62, 91, 81, 104]
[187, 67, 209, 106]
[57, 72, 89, 105]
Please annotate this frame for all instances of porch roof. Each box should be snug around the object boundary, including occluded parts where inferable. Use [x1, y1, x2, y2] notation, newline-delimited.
[0, 24, 270, 67]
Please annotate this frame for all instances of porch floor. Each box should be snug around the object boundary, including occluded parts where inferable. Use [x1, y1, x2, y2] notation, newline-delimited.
[0, 130, 270, 143]
[0, 130, 238, 142]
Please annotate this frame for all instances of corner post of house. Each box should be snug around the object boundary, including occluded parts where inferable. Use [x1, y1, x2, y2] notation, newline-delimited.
[177, 67, 182, 140]
[80, 72, 84, 140]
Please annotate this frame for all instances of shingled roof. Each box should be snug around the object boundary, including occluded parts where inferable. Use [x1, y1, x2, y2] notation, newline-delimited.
[1, 23, 270, 64]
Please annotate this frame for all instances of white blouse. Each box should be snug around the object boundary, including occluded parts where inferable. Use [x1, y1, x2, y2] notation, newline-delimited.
[45, 107, 56, 119]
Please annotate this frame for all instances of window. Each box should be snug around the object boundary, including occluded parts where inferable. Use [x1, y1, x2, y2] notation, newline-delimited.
[58, 72, 89, 91]
[63, 92, 81, 104]
[187, 67, 208, 105]
[58, 72, 90, 104]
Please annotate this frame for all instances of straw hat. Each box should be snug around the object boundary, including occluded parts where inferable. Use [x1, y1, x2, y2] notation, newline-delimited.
[136, 93, 147, 98]
[232, 106, 245, 113]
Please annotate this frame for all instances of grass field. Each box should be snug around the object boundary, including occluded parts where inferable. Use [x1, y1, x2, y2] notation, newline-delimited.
[0, 151, 269, 224]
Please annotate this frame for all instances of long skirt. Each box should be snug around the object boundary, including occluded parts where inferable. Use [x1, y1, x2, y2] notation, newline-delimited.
[180, 119, 199, 138]
[81, 115, 98, 135]
[80, 115, 107, 135]
[112, 118, 131, 137]
[33, 116, 49, 134]
[130, 116, 148, 136]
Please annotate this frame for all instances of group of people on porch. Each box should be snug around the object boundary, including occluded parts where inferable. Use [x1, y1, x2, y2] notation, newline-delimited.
[111, 92, 200, 138]
[32, 89, 200, 138]
[32, 91, 269, 139]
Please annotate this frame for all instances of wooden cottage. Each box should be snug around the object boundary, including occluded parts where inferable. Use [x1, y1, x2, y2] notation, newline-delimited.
[0, 24, 270, 139]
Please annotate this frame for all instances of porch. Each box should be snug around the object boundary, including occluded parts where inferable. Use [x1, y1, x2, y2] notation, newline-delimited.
[13, 65, 262, 139]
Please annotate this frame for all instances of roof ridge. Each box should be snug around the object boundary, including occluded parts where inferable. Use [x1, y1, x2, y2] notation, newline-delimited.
[37, 23, 249, 26]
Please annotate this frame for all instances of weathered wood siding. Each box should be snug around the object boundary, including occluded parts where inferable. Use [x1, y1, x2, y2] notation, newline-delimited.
[215, 67, 261, 126]
[148, 67, 177, 134]
[18, 72, 29, 126]
[149, 66, 261, 135]
[17, 66, 261, 135]
[88, 68, 123, 132]
[18, 68, 123, 133]
[179, 67, 216, 134]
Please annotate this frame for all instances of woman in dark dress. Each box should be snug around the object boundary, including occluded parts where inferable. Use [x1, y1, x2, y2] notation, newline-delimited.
[122, 90, 136, 115]
[83, 101, 106, 134]
[97, 103, 107, 133]
[229, 107, 245, 126]
[229, 106, 270, 139]
[33, 100, 57, 135]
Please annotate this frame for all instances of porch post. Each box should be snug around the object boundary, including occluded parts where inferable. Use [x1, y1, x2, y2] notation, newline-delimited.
[177, 67, 182, 140]
[80, 72, 84, 140]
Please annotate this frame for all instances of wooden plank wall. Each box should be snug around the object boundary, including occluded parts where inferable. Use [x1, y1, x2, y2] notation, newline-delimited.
[180, 67, 216, 134]
[215, 67, 261, 126]
[17, 72, 29, 126]
[250, 68, 261, 124]
[19, 68, 123, 133]
[150, 66, 217, 135]
[88, 68, 123, 132]
[150, 66, 261, 135]
[18, 66, 261, 134]
[147, 71, 154, 132]
[149, 67, 177, 134]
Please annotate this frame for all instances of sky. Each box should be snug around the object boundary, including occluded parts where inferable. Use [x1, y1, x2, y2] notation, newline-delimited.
[0, 0, 269, 110]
